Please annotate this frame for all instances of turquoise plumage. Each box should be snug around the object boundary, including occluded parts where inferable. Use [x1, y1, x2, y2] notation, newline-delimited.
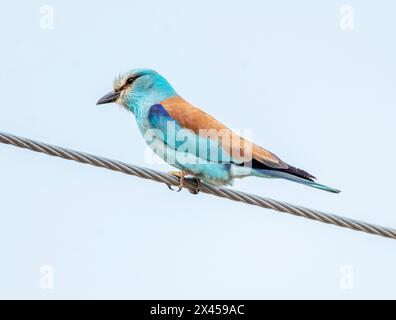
[97, 69, 340, 193]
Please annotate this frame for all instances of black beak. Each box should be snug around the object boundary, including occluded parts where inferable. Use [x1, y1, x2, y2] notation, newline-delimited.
[96, 91, 120, 105]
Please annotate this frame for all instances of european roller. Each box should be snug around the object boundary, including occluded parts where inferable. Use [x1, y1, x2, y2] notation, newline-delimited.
[97, 69, 340, 194]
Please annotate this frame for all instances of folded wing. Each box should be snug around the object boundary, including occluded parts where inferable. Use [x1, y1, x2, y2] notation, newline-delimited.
[148, 96, 315, 181]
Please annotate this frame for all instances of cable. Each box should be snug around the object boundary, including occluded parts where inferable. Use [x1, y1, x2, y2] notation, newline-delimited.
[1, 131, 395, 240]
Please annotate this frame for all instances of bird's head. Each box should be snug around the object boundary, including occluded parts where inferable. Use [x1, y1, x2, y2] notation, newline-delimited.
[96, 69, 177, 113]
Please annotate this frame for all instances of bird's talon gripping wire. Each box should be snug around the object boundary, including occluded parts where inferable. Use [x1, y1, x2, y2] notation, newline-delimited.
[177, 171, 185, 192]
[189, 178, 201, 194]
[167, 170, 200, 194]
[168, 170, 187, 192]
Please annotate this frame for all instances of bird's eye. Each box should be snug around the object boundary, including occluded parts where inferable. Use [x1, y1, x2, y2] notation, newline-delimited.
[126, 77, 135, 85]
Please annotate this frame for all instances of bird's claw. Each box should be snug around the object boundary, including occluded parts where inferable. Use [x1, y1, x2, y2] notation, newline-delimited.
[168, 170, 187, 192]
[189, 178, 201, 194]
[167, 170, 201, 194]
[166, 183, 184, 192]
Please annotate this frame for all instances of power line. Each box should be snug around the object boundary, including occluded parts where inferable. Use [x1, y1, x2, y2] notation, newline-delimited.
[1, 131, 395, 241]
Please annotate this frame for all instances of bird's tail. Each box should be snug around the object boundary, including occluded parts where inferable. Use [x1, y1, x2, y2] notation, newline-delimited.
[254, 170, 341, 194]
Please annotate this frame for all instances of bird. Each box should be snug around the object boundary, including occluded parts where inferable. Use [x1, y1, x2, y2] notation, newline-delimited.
[97, 69, 340, 194]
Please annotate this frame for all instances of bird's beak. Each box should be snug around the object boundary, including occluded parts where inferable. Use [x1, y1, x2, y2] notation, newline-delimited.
[96, 91, 120, 105]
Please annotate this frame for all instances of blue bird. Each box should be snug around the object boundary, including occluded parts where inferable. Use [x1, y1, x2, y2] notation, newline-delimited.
[97, 69, 340, 194]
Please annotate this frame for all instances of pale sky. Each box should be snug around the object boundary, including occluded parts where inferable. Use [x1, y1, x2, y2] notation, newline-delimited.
[0, 0, 395, 299]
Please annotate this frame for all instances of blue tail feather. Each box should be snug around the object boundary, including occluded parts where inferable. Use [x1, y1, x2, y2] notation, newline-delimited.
[254, 169, 341, 193]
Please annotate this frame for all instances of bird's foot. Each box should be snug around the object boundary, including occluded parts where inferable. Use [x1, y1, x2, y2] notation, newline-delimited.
[189, 177, 201, 195]
[167, 170, 201, 194]
[168, 170, 188, 192]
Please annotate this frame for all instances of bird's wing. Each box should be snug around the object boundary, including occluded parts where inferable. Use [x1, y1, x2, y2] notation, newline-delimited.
[148, 96, 288, 170]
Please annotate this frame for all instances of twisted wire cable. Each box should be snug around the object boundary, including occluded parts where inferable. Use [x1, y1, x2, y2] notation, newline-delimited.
[1, 131, 395, 241]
